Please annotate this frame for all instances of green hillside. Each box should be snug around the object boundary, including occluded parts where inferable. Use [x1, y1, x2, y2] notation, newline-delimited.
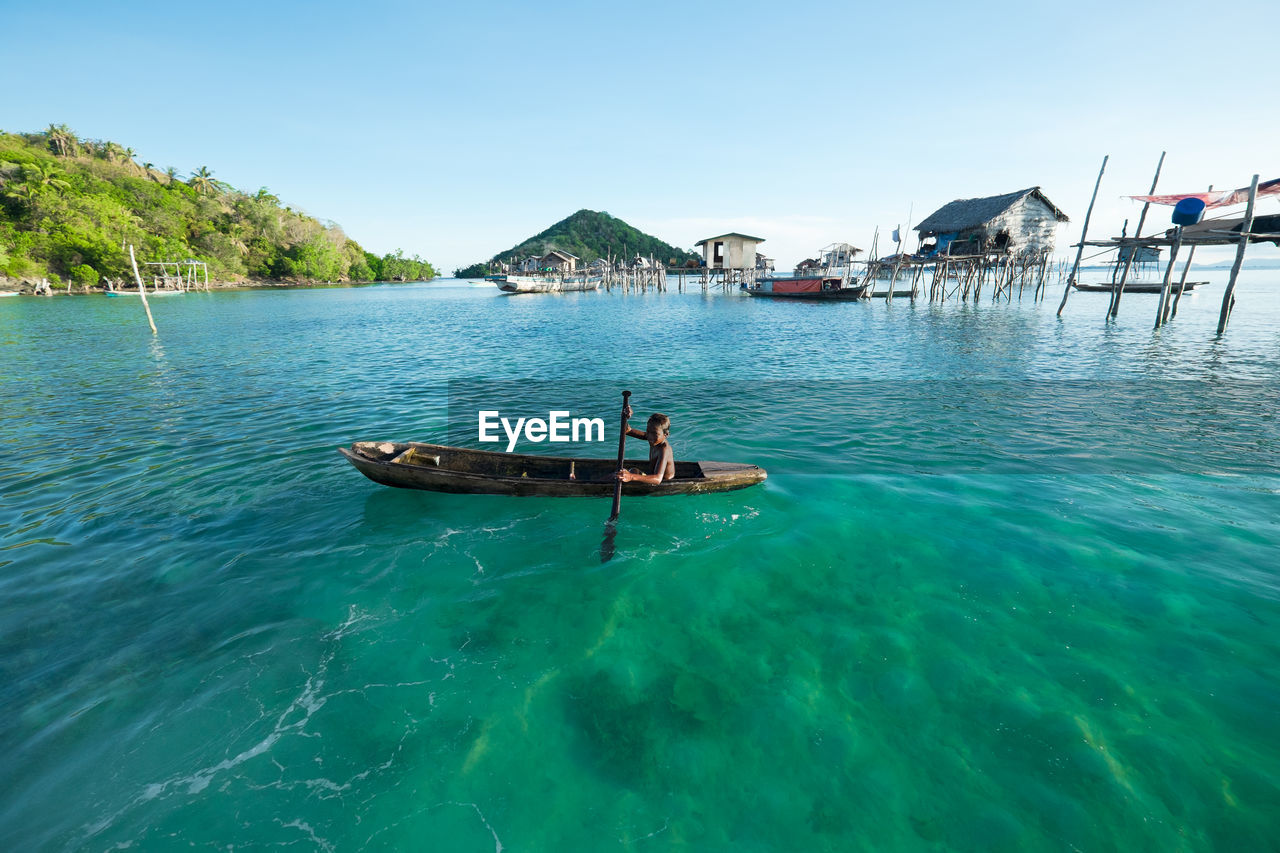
[454, 209, 698, 277]
[0, 125, 435, 288]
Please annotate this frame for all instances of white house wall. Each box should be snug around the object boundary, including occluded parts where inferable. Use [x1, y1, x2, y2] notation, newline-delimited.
[727, 239, 760, 269]
[701, 237, 763, 268]
[987, 198, 1061, 254]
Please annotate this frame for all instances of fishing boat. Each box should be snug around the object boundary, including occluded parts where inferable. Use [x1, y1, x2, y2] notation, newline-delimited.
[489, 274, 602, 294]
[339, 441, 766, 496]
[744, 242, 867, 301]
[1072, 281, 1207, 293]
[745, 279, 869, 300]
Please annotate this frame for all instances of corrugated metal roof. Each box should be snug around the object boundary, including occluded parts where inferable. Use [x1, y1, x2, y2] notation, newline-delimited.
[695, 232, 766, 246]
[915, 187, 1069, 234]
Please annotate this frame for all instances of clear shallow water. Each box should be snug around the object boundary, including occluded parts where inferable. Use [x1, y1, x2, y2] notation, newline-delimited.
[1, 274, 1278, 850]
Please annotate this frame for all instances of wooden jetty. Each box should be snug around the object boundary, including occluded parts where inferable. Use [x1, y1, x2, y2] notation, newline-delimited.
[1056, 154, 1280, 332]
[144, 258, 209, 292]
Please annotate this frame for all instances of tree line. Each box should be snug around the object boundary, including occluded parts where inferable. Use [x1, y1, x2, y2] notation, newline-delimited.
[0, 125, 435, 288]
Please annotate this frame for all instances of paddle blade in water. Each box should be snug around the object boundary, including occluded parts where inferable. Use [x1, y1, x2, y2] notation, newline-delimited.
[600, 519, 618, 563]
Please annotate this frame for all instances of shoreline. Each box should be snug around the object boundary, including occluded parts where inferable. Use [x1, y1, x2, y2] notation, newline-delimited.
[0, 277, 436, 296]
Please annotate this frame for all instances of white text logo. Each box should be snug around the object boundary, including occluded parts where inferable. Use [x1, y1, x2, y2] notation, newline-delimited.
[478, 410, 605, 452]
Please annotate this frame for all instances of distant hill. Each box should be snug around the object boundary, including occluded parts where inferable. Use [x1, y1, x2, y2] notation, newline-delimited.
[454, 209, 698, 277]
[0, 125, 435, 288]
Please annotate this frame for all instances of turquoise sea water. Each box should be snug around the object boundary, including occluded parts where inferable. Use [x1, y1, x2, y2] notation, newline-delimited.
[1, 275, 1278, 851]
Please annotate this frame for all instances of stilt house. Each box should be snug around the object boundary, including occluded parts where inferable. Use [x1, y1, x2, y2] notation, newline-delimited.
[695, 233, 765, 270]
[538, 249, 579, 273]
[915, 187, 1068, 257]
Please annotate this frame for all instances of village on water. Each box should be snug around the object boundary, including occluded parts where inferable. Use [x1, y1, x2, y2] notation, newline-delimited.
[471, 163, 1279, 335]
[14, 151, 1278, 335]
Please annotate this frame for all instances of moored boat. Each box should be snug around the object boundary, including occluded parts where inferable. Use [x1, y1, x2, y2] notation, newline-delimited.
[1072, 281, 1207, 293]
[339, 441, 766, 496]
[490, 274, 602, 294]
[745, 242, 867, 301]
[745, 278, 869, 300]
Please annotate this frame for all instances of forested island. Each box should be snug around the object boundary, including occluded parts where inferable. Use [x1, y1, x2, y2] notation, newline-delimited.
[454, 209, 698, 278]
[0, 125, 435, 291]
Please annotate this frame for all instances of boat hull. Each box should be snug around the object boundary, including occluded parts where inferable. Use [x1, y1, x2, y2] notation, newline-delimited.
[1072, 281, 1206, 293]
[492, 275, 602, 293]
[340, 441, 766, 497]
[745, 284, 868, 301]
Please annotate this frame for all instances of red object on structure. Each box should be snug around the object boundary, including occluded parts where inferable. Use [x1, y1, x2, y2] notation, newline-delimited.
[1129, 177, 1280, 209]
[773, 277, 823, 293]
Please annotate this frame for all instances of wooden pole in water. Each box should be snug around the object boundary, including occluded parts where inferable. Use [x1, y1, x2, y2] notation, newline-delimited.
[1168, 184, 1211, 322]
[1154, 225, 1184, 329]
[129, 245, 158, 335]
[1058, 155, 1108, 316]
[1110, 152, 1165, 318]
[1168, 243, 1197, 320]
[1217, 174, 1259, 335]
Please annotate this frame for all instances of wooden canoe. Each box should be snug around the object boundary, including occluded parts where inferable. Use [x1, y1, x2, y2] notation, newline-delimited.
[339, 441, 766, 497]
[1072, 281, 1207, 293]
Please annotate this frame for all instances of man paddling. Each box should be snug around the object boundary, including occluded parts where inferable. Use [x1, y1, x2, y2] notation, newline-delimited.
[614, 406, 675, 485]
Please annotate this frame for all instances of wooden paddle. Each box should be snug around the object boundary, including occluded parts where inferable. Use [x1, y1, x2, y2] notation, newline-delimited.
[600, 390, 631, 562]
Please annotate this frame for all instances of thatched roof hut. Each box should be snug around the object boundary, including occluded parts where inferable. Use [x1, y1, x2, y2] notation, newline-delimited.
[915, 187, 1068, 257]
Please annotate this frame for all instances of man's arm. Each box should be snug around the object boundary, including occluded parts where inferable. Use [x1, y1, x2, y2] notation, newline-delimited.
[621, 405, 645, 439]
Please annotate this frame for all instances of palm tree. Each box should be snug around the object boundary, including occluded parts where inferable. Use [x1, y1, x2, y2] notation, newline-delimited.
[2, 163, 66, 210]
[3, 182, 37, 204]
[164, 166, 178, 184]
[26, 162, 70, 195]
[45, 124, 76, 157]
[0, 160, 20, 189]
[188, 166, 216, 195]
[102, 141, 126, 163]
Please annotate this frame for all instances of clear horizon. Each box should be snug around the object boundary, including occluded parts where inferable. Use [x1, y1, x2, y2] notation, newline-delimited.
[7, 0, 1277, 272]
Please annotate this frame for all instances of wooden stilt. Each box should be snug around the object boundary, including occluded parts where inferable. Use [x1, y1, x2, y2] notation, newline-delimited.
[1217, 174, 1259, 335]
[1058, 155, 1108, 316]
[1168, 184, 1211, 322]
[1110, 152, 1165, 318]
[129, 245, 158, 335]
[1154, 225, 1183, 329]
[1168, 244, 1197, 320]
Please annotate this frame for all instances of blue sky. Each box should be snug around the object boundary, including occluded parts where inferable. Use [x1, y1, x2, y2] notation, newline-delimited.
[7, 0, 1277, 270]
